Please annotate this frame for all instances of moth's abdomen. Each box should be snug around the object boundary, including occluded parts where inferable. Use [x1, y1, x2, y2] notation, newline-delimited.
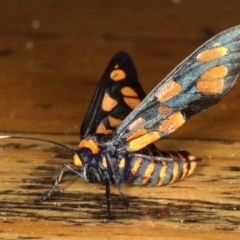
[128, 151, 197, 186]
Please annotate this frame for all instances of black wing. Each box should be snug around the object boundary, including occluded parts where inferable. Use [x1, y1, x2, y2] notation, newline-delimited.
[80, 52, 146, 140]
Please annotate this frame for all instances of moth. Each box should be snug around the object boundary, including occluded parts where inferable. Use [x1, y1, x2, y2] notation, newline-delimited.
[1, 25, 240, 218]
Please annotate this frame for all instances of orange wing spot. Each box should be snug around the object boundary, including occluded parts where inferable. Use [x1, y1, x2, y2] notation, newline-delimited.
[157, 161, 167, 186]
[114, 64, 119, 69]
[196, 65, 227, 95]
[197, 79, 224, 95]
[102, 92, 118, 112]
[169, 161, 179, 184]
[130, 157, 143, 175]
[96, 122, 113, 134]
[141, 161, 155, 185]
[79, 139, 99, 154]
[101, 156, 108, 169]
[158, 106, 173, 114]
[159, 111, 185, 134]
[127, 131, 160, 152]
[126, 128, 148, 141]
[128, 117, 146, 131]
[73, 153, 82, 167]
[123, 97, 141, 109]
[110, 69, 126, 81]
[121, 86, 138, 97]
[196, 46, 228, 62]
[156, 80, 182, 103]
[118, 158, 126, 169]
[108, 116, 122, 128]
[200, 65, 228, 79]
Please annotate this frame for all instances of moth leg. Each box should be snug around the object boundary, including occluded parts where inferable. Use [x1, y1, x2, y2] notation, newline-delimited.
[116, 183, 129, 208]
[33, 163, 83, 204]
[105, 153, 129, 209]
[105, 178, 112, 219]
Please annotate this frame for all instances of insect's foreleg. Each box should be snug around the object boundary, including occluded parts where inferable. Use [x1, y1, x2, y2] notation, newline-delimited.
[105, 153, 129, 209]
[33, 163, 83, 204]
[105, 179, 112, 219]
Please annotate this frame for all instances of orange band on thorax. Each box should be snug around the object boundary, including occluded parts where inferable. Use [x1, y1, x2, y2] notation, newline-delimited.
[79, 139, 100, 154]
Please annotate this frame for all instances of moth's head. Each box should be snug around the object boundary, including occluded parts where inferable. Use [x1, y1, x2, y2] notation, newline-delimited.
[72, 145, 97, 168]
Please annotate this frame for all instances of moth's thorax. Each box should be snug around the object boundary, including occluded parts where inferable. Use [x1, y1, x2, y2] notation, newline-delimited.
[78, 139, 100, 154]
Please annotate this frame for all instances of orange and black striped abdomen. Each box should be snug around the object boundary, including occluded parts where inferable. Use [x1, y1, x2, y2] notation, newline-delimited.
[128, 151, 197, 186]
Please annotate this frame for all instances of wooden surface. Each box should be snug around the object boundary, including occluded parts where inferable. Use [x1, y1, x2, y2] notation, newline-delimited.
[0, 0, 240, 239]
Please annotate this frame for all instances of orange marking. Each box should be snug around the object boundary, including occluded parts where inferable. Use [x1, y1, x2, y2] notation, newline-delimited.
[157, 161, 167, 186]
[187, 161, 197, 176]
[127, 131, 160, 152]
[121, 86, 138, 97]
[96, 122, 113, 134]
[110, 69, 126, 81]
[101, 157, 108, 169]
[175, 152, 185, 161]
[141, 161, 155, 185]
[126, 128, 148, 141]
[196, 46, 228, 62]
[197, 79, 224, 95]
[180, 154, 197, 180]
[156, 80, 182, 103]
[128, 117, 146, 131]
[114, 64, 119, 69]
[79, 139, 99, 154]
[196, 65, 227, 95]
[200, 65, 228, 79]
[102, 92, 118, 112]
[188, 154, 196, 161]
[159, 111, 185, 134]
[130, 157, 143, 175]
[169, 161, 179, 184]
[180, 162, 189, 180]
[73, 154, 82, 167]
[123, 97, 141, 109]
[158, 106, 173, 114]
[119, 158, 126, 169]
[108, 116, 122, 128]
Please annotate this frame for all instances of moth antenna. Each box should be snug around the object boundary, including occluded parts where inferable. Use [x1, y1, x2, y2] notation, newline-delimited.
[0, 135, 75, 156]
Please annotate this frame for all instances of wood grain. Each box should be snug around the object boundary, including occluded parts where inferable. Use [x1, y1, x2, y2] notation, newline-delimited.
[0, 0, 240, 239]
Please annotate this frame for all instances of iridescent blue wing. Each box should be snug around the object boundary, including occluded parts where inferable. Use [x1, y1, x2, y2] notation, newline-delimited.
[110, 26, 240, 152]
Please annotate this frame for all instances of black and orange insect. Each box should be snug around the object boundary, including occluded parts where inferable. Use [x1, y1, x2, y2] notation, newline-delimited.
[1, 25, 240, 218]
